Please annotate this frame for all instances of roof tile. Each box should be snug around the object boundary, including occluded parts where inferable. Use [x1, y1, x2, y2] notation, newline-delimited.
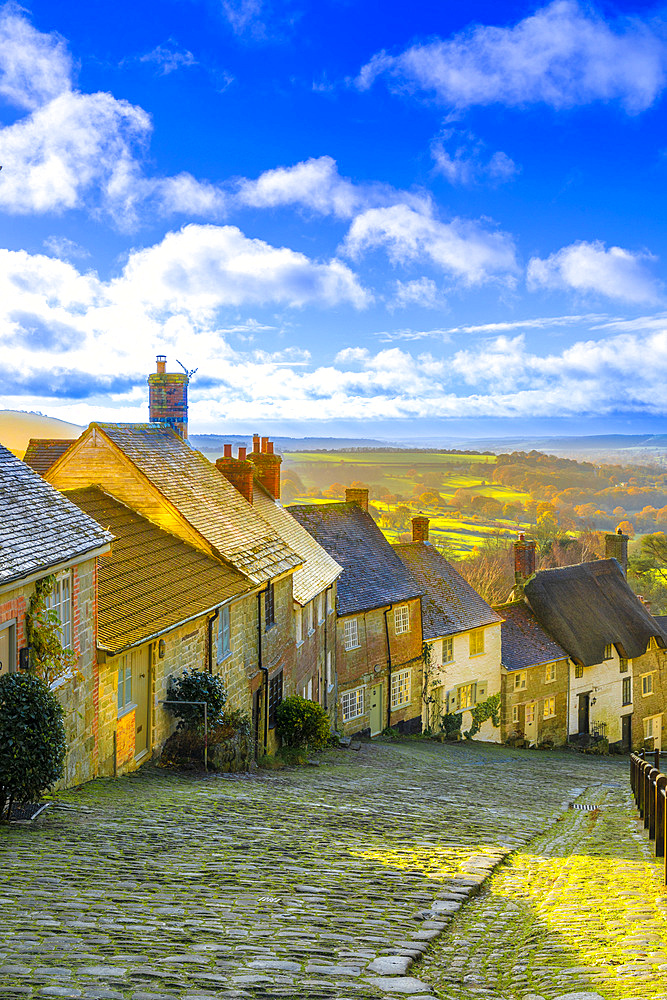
[493, 600, 567, 671]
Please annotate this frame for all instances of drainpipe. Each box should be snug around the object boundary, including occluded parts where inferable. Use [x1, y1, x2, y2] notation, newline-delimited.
[384, 606, 393, 730]
[208, 609, 219, 674]
[257, 588, 269, 755]
[323, 587, 330, 711]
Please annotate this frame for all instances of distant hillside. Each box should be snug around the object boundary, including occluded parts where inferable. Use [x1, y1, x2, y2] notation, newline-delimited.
[189, 434, 395, 456]
[0, 410, 82, 458]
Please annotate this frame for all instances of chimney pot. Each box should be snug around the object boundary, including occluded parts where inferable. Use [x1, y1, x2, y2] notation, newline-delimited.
[345, 487, 369, 513]
[238, 446, 247, 461]
[514, 537, 536, 585]
[412, 515, 430, 543]
[223, 443, 232, 458]
[267, 440, 274, 455]
[156, 355, 166, 374]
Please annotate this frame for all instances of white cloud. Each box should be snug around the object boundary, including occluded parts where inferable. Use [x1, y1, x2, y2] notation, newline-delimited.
[393, 277, 443, 309]
[527, 240, 662, 304]
[139, 42, 197, 75]
[0, 9, 227, 227]
[237, 156, 361, 218]
[342, 204, 518, 286]
[357, 1, 666, 114]
[222, 0, 264, 36]
[0, 5, 72, 110]
[431, 130, 518, 185]
[43, 235, 90, 261]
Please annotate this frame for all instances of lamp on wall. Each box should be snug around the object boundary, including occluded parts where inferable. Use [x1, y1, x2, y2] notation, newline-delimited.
[158, 639, 166, 658]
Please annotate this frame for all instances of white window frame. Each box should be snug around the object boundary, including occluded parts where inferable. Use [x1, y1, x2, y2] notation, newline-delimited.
[544, 696, 556, 718]
[216, 605, 231, 662]
[341, 686, 364, 721]
[45, 569, 72, 650]
[391, 668, 411, 709]
[317, 592, 324, 624]
[642, 672, 654, 696]
[512, 704, 520, 724]
[457, 682, 476, 710]
[394, 605, 410, 635]
[326, 650, 333, 691]
[344, 618, 360, 651]
[545, 663, 556, 683]
[295, 605, 303, 645]
[0, 619, 16, 676]
[442, 636, 453, 663]
[469, 628, 484, 657]
[604, 643, 613, 660]
[644, 714, 662, 739]
[622, 675, 632, 706]
[514, 671, 527, 691]
[307, 601, 314, 635]
[117, 655, 132, 715]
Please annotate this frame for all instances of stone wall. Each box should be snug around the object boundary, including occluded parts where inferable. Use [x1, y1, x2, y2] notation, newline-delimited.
[500, 657, 569, 747]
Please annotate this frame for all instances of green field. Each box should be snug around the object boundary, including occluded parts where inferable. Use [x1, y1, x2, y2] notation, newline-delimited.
[282, 450, 532, 558]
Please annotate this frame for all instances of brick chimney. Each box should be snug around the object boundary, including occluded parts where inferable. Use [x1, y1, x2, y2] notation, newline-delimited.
[346, 487, 368, 512]
[216, 445, 254, 504]
[248, 435, 281, 500]
[605, 529, 629, 576]
[148, 355, 189, 439]
[514, 533, 536, 585]
[412, 515, 429, 543]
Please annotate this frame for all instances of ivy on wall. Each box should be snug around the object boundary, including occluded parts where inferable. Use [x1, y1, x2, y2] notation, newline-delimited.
[25, 576, 77, 686]
[464, 693, 501, 740]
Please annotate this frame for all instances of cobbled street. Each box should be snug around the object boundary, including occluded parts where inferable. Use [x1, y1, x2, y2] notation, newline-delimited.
[1, 740, 666, 1000]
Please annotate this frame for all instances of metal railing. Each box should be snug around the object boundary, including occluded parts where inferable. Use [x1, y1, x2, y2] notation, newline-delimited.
[630, 749, 667, 884]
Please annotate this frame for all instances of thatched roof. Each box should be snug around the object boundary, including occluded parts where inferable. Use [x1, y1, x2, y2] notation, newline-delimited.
[524, 558, 667, 666]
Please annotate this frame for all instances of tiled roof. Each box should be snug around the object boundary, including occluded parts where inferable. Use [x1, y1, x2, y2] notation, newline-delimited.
[252, 485, 342, 605]
[288, 501, 422, 615]
[94, 424, 300, 584]
[23, 438, 74, 475]
[0, 445, 113, 587]
[67, 488, 252, 654]
[394, 542, 502, 640]
[493, 600, 568, 672]
[525, 559, 667, 666]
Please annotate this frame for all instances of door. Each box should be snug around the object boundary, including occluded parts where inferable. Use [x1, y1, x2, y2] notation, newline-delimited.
[252, 689, 261, 758]
[133, 648, 150, 758]
[369, 684, 383, 736]
[622, 713, 632, 752]
[578, 693, 590, 735]
[0, 622, 15, 676]
[525, 702, 537, 745]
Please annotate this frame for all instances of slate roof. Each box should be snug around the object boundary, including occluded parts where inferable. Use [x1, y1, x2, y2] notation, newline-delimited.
[66, 488, 252, 654]
[252, 485, 342, 605]
[23, 438, 74, 475]
[494, 600, 568, 672]
[394, 542, 501, 640]
[91, 424, 301, 585]
[288, 501, 422, 615]
[0, 444, 113, 587]
[524, 558, 667, 666]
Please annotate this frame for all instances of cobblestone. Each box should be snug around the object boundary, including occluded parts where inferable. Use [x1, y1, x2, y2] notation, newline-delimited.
[0, 739, 662, 999]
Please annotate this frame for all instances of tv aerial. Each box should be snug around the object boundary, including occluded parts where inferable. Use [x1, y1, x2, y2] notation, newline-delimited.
[176, 359, 198, 379]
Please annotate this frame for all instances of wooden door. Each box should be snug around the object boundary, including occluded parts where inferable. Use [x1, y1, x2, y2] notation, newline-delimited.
[369, 684, 383, 736]
[622, 713, 632, 752]
[525, 702, 537, 744]
[133, 648, 150, 758]
[0, 622, 14, 676]
[578, 693, 590, 735]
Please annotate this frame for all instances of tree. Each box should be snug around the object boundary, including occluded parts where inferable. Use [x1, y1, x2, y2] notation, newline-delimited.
[0, 672, 67, 818]
[616, 520, 635, 538]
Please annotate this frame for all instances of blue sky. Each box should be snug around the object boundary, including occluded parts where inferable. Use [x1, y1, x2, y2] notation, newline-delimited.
[3, 0, 667, 439]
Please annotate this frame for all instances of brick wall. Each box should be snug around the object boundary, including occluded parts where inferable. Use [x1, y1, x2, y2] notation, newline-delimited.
[335, 596, 423, 736]
[631, 646, 667, 751]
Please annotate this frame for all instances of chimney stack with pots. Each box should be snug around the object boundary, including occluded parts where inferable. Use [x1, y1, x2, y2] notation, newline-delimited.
[148, 355, 190, 439]
[605, 529, 629, 576]
[345, 487, 369, 513]
[412, 515, 430, 543]
[514, 533, 536, 585]
[216, 444, 254, 505]
[248, 434, 282, 500]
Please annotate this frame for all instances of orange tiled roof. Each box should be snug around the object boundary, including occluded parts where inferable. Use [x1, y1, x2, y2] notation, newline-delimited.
[94, 423, 301, 584]
[67, 487, 252, 653]
[23, 438, 75, 475]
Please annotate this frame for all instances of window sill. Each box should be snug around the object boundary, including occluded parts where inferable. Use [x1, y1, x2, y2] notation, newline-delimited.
[345, 645, 361, 652]
[217, 651, 232, 663]
[265, 622, 276, 633]
[308, 629, 315, 637]
[296, 639, 304, 648]
[118, 702, 137, 720]
[469, 652, 485, 658]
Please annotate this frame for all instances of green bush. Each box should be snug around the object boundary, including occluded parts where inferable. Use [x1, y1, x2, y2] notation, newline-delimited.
[166, 670, 227, 731]
[275, 696, 330, 749]
[441, 711, 463, 738]
[0, 672, 67, 818]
